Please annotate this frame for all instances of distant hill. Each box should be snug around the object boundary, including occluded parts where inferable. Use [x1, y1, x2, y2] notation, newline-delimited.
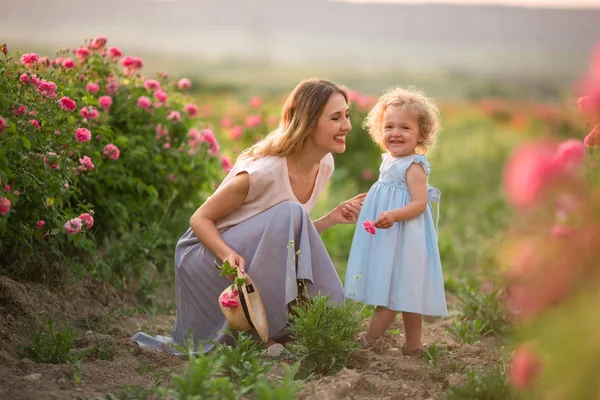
[1, 0, 599, 81]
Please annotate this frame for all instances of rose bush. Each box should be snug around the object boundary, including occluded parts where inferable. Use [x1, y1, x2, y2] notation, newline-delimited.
[0, 37, 225, 283]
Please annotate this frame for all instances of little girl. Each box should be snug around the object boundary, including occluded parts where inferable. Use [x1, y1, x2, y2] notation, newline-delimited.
[344, 86, 447, 357]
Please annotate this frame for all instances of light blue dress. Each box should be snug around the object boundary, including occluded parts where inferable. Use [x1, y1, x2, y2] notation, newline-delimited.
[344, 153, 448, 316]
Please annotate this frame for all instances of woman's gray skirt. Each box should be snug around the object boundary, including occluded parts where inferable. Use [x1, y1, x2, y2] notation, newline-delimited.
[168, 201, 343, 352]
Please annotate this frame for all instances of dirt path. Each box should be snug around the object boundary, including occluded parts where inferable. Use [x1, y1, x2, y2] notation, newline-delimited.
[0, 276, 503, 399]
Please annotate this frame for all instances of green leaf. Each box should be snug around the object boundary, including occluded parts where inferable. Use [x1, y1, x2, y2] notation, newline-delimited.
[50, 228, 60, 236]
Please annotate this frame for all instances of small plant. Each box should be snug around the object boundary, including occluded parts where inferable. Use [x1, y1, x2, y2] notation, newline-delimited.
[92, 385, 166, 400]
[69, 359, 84, 384]
[252, 363, 304, 400]
[18, 318, 75, 364]
[456, 285, 511, 337]
[423, 342, 446, 374]
[447, 319, 488, 344]
[288, 296, 363, 376]
[79, 338, 116, 361]
[170, 334, 237, 400]
[211, 330, 274, 394]
[439, 367, 519, 400]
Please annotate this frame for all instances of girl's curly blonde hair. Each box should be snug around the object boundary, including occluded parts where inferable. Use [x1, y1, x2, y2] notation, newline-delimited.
[364, 86, 441, 154]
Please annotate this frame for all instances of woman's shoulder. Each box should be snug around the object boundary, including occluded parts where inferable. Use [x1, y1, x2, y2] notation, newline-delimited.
[235, 155, 284, 171]
[321, 153, 335, 169]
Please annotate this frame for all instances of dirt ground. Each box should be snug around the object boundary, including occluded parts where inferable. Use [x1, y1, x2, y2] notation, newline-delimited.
[0, 276, 503, 400]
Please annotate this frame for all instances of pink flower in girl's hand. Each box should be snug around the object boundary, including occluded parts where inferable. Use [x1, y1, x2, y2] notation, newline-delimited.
[363, 220, 376, 235]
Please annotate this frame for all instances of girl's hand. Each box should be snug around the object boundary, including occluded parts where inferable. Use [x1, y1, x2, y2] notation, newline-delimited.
[221, 252, 246, 280]
[374, 211, 396, 229]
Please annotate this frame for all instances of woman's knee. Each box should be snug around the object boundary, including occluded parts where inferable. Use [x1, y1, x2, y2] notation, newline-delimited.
[271, 201, 307, 220]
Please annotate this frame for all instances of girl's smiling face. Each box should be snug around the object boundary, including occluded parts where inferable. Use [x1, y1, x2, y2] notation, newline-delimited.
[382, 105, 421, 157]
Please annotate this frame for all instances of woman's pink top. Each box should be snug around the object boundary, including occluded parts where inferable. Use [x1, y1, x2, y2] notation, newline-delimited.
[214, 154, 334, 231]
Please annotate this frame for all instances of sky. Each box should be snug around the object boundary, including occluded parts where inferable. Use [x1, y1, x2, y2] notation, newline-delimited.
[333, 0, 600, 9]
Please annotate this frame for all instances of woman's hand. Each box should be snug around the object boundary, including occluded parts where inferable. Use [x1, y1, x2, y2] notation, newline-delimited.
[331, 193, 367, 225]
[221, 252, 246, 281]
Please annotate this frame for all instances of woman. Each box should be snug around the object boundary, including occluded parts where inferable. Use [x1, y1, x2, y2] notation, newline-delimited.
[171, 78, 365, 355]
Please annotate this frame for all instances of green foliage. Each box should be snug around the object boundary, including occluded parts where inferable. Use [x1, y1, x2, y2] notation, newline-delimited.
[440, 367, 520, 400]
[18, 318, 75, 364]
[211, 330, 274, 394]
[0, 40, 223, 282]
[423, 342, 446, 373]
[287, 296, 363, 376]
[456, 284, 511, 337]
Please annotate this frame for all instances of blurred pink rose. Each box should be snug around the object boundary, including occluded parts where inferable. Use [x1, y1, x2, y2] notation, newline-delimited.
[59, 97, 77, 111]
[0, 197, 11, 215]
[64, 218, 82, 234]
[75, 128, 92, 143]
[177, 78, 191, 90]
[508, 344, 542, 390]
[104, 143, 120, 160]
[85, 82, 99, 93]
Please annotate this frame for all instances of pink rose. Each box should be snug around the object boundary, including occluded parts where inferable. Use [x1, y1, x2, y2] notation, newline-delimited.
[137, 96, 151, 110]
[4, 185, 10, 192]
[503, 141, 562, 209]
[221, 155, 233, 172]
[183, 103, 198, 117]
[249, 96, 263, 108]
[64, 218, 82, 234]
[154, 89, 168, 103]
[584, 124, 600, 147]
[104, 143, 120, 160]
[76, 47, 90, 60]
[90, 36, 107, 50]
[86, 82, 100, 93]
[177, 78, 192, 90]
[244, 115, 262, 128]
[508, 344, 542, 390]
[0, 117, 6, 133]
[155, 124, 169, 139]
[228, 126, 244, 140]
[221, 117, 233, 129]
[13, 106, 27, 116]
[220, 291, 240, 308]
[20, 73, 30, 84]
[75, 128, 92, 143]
[553, 139, 586, 169]
[62, 58, 75, 69]
[59, 97, 77, 111]
[108, 47, 122, 58]
[167, 111, 181, 121]
[29, 119, 41, 130]
[20, 53, 38, 67]
[143, 79, 160, 91]
[78, 213, 94, 228]
[79, 155, 94, 171]
[99, 96, 112, 112]
[0, 197, 11, 216]
[37, 80, 57, 97]
[80, 106, 99, 119]
[36, 220, 45, 229]
[363, 220, 376, 235]
[105, 81, 119, 95]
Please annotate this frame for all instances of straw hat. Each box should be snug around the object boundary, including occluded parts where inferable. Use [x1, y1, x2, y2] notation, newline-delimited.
[219, 270, 269, 343]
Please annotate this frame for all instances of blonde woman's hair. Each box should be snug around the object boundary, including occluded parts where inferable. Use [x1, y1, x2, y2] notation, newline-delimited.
[238, 78, 348, 160]
[364, 86, 441, 154]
